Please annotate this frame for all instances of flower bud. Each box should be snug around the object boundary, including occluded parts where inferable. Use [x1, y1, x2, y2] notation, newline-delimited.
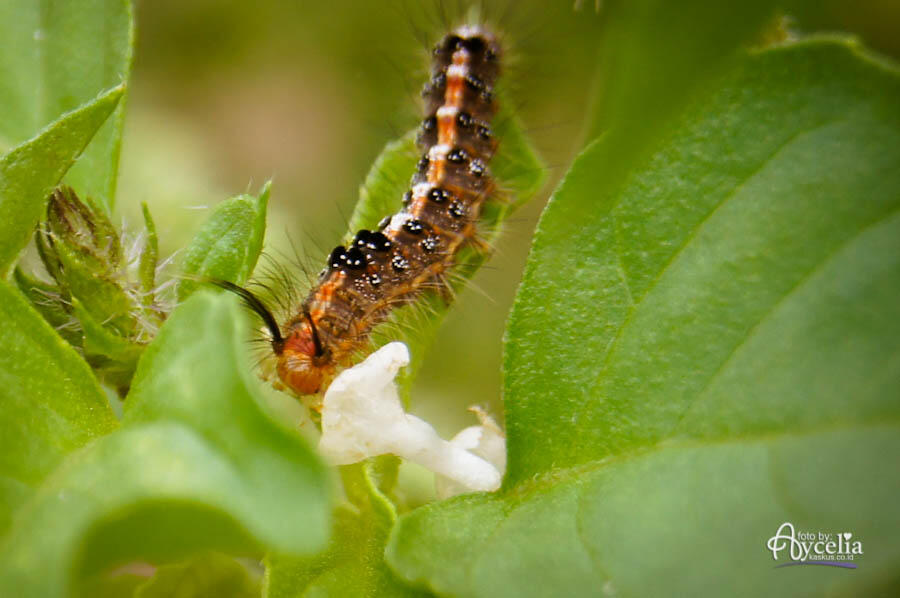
[38, 186, 135, 337]
[45, 186, 121, 271]
[22, 186, 165, 395]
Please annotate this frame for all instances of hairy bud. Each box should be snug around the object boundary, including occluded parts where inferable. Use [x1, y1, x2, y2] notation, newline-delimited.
[22, 186, 165, 395]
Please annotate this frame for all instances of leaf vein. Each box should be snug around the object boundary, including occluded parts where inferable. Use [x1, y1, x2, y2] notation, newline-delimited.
[506, 419, 900, 500]
[578, 121, 834, 450]
[671, 204, 900, 435]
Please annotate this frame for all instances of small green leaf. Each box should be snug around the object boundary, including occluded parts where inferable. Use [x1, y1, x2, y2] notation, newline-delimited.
[139, 202, 160, 302]
[177, 182, 271, 301]
[72, 298, 144, 396]
[12, 266, 82, 347]
[0, 0, 134, 209]
[0, 281, 116, 537]
[348, 98, 544, 396]
[347, 133, 419, 236]
[0, 292, 331, 596]
[387, 40, 900, 597]
[134, 553, 260, 598]
[0, 85, 123, 276]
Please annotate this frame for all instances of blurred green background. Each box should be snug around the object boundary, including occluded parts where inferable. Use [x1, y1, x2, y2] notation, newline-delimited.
[118, 0, 900, 438]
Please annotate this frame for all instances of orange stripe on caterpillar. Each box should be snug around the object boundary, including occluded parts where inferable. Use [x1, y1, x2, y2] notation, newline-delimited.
[276, 25, 501, 396]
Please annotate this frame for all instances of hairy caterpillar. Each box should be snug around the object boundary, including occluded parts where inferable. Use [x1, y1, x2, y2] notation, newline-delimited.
[224, 25, 502, 397]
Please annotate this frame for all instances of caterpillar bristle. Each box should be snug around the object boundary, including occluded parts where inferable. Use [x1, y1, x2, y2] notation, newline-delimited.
[207, 279, 285, 352]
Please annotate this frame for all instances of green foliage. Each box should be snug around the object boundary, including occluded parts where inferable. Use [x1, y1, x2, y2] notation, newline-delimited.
[0, 293, 330, 596]
[72, 297, 145, 395]
[27, 186, 163, 394]
[39, 188, 133, 330]
[0, 281, 117, 537]
[386, 40, 900, 597]
[1, 1, 899, 597]
[177, 183, 270, 301]
[139, 202, 160, 302]
[266, 459, 426, 598]
[12, 266, 83, 346]
[0, 86, 123, 276]
[0, 0, 133, 210]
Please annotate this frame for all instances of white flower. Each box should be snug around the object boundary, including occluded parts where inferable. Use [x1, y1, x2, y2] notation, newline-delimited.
[318, 342, 503, 493]
[435, 406, 506, 498]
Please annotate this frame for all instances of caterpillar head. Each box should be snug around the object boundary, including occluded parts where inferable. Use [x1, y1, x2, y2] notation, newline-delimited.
[209, 280, 333, 396]
[277, 319, 334, 396]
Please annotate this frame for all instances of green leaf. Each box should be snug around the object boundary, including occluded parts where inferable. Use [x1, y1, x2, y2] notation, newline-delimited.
[133, 553, 260, 598]
[53, 231, 136, 337]
[0, 0, 134, 209]
[0, 85, 123, 276]
[265, 459, 428, 598]
[72, 298, 144, 396]
[0, 292, 331, 596]
[139, 202, 160, 302]
[347, 98, 544, 396]
[0, 281, 116, 537]
[387, 40, 900, 597]
[12, 266, 82, 347]
[136, 201, 166, 333]
[346, 133, 419, 237]
[177, 182, 271, 301]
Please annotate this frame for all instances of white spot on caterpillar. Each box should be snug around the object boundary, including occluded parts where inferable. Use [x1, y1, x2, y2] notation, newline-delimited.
[436, 105, 459, 119]
[427, 144, 452, 160]
[447, 64, 468, 80]
[411, 182, 432, 199]
[387, 212, 413, 232]
[318, 342, 503, 493]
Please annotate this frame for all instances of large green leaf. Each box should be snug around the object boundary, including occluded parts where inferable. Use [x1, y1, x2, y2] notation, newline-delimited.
[0, 0, 133, 209]
[387, 40, 900, 597]
[0, 281, 116, 537]
[0, 292, 331, 597]
[177, 183, 270, 301]
[0, 85, 123, 276]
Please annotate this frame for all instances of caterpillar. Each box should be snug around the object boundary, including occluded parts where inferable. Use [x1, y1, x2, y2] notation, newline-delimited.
[225, 25, 502, 397]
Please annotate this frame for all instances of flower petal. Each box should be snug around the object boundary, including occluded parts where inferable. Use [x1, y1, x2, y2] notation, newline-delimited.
[318, 342, 502, 492]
